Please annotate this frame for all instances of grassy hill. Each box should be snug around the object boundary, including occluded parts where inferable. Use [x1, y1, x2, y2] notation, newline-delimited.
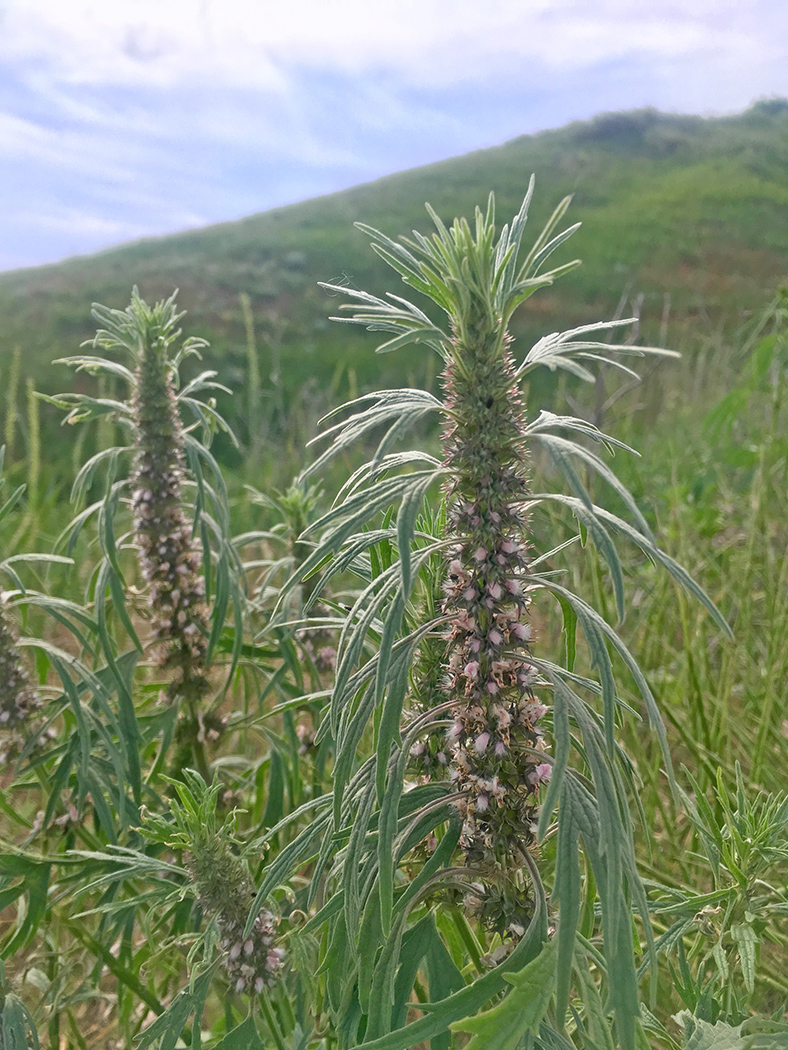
[2, 100, 788, 459]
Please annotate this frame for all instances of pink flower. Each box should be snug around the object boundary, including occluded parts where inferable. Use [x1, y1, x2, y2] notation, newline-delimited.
[529, 762, 552, 786]
[474, 732, 490, 753]
[493, 706, 511, 729]
[447, 721, 464, 741]
[523, 702, 547, 723]
[464, 661, 480, 679]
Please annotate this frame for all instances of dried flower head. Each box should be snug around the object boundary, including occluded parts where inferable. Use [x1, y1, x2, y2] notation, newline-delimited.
[0, 594, 42, 763]
[438, 312, 549, 870]
[131, 324, 210, 706]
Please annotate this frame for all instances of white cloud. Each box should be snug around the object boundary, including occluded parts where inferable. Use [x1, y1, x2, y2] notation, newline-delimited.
[3, 0, 786, 92]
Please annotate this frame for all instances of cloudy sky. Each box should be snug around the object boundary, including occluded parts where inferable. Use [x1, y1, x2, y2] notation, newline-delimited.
[2, 0, 787, 272]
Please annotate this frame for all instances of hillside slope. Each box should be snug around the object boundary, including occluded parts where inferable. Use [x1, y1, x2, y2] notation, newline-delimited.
[1, 102, 787, 432]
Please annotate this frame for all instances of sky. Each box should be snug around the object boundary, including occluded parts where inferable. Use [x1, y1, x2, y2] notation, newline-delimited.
[2, 0, 788, 272]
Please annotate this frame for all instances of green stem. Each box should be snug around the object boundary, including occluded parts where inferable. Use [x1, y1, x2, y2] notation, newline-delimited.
[259, 991, 289, 1050]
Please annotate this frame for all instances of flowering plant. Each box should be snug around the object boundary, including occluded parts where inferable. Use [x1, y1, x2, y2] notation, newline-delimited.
[48, 289, 244, 778]
[266, 181, 728, 1049]
[0, 190, 741, 1050]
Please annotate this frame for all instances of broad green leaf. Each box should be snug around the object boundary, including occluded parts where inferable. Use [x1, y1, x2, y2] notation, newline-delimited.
[354, 868, 548, 1050]
[391, 914, 440, 1030]
[209, 1016, 264, 1050]
[424, 926, 466, 1050]
[0, 992, 39, 1050]
[557, 595, 577, 673]
[674, 1012, 788, 1050]
[261, 748, 286, 830]
[1, 862, 51, 957]
[730, 922, 759, 994]
[574, 960, 616, 1050]
[449, 939, 557, 1050]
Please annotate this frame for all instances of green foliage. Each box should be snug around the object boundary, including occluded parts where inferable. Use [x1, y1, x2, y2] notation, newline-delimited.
[450, 937, 558, 1050]
[674, 1012, 788, 1050]
[261, 185, 732, 1050]
[0, 959, 40, 1050]
[646, 765, 788, 1024]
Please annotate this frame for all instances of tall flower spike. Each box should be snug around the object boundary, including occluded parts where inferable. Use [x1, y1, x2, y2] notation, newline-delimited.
[52, 291, 235, 776]
[321, 186, 583, 884]
[306, 185, 729, 1048]
[0, 593, 42, 763]
[440, 330, 547, 868]
[130, 311, 210, 707]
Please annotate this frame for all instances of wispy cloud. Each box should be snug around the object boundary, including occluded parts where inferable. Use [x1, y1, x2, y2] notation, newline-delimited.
[6, 0, 785, 87]
[1, 0, 786, 270]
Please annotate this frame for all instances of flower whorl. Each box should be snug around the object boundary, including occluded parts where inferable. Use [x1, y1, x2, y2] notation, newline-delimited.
[440, 325, 550, 869]
[131, 338, 210, 706]
[185, 846, 284, 995]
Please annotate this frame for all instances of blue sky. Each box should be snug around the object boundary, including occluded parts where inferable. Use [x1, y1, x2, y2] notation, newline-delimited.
[2, 0, 787, 272]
